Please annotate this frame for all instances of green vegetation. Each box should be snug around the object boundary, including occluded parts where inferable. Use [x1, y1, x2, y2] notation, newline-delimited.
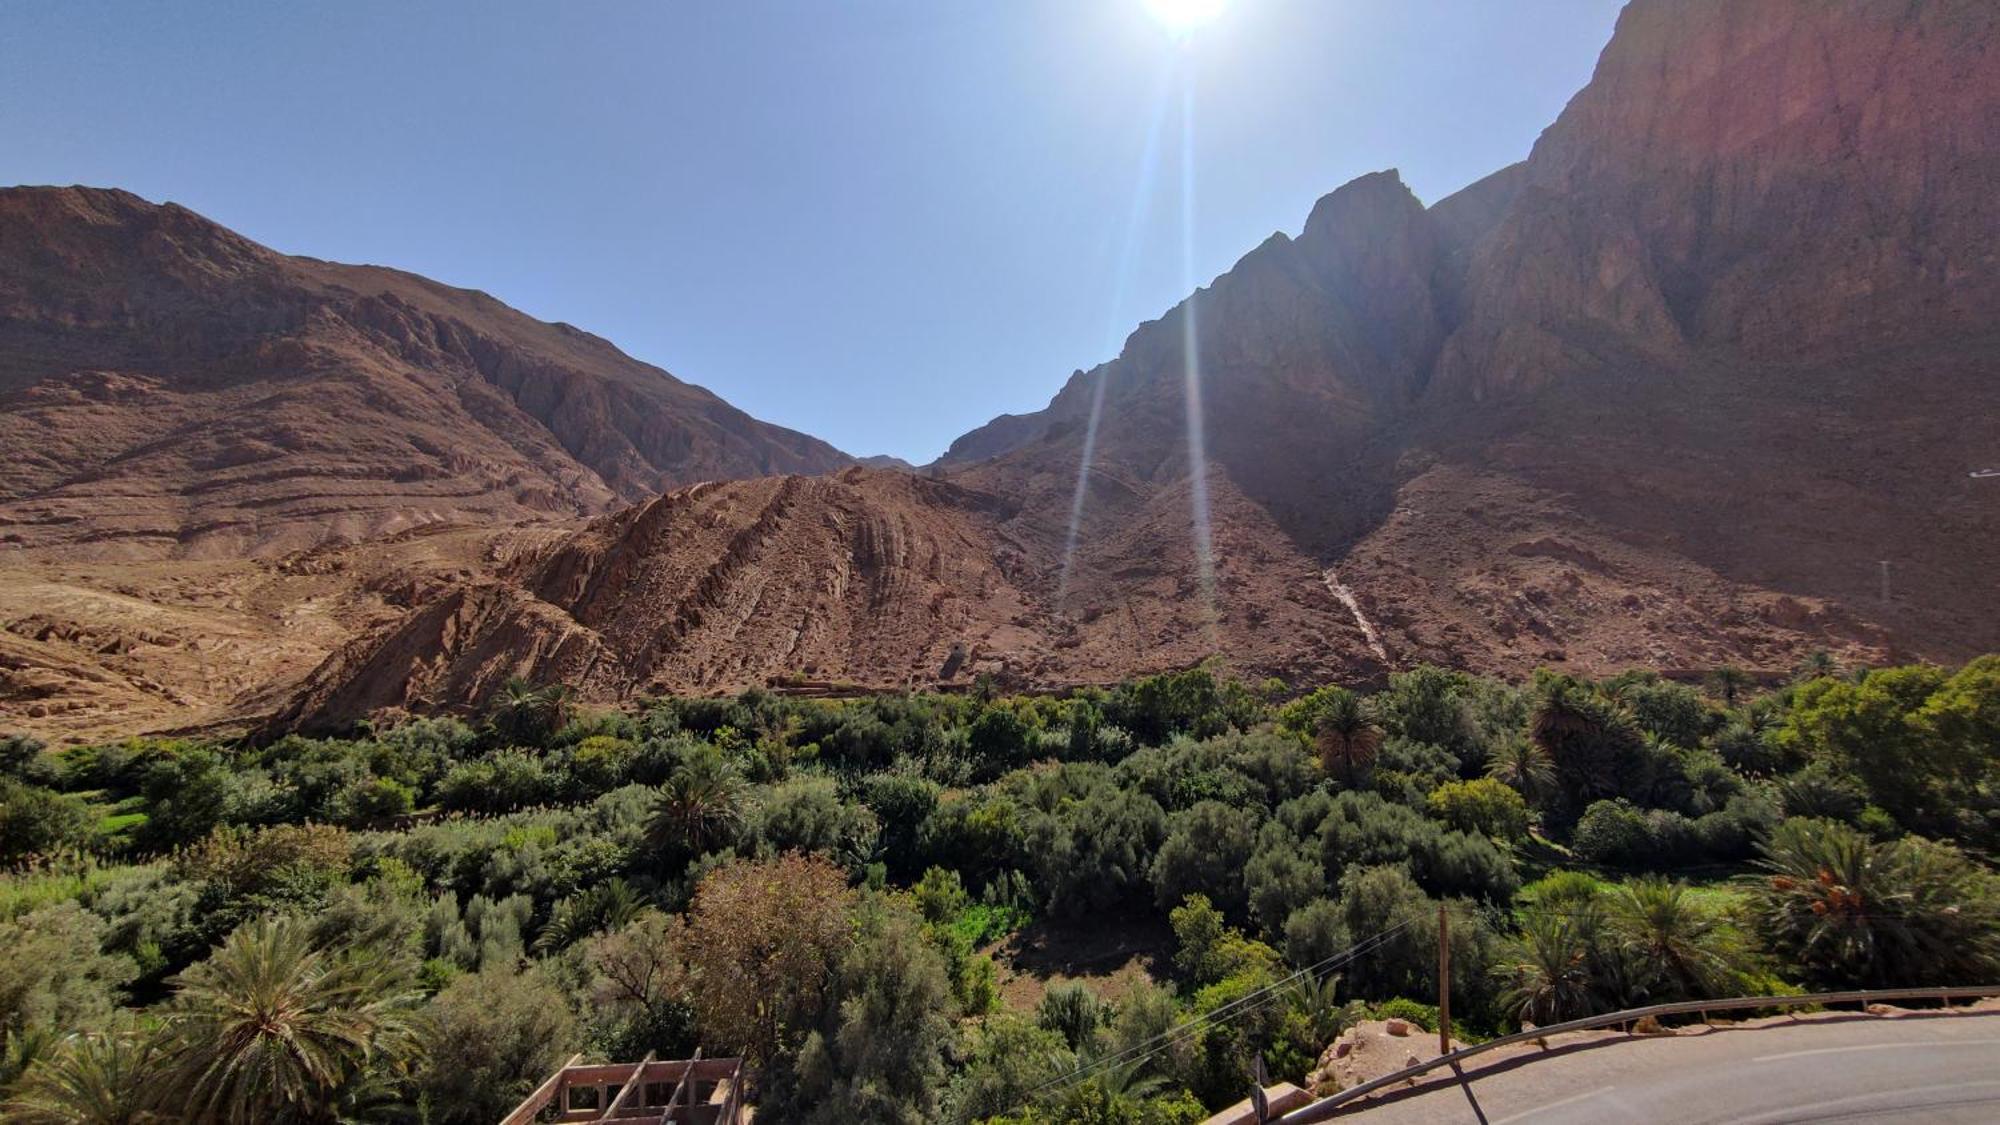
[0, 656, 1996, 1122]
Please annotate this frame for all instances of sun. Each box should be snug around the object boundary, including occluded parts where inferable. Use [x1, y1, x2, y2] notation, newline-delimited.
[1144, 0, 1228, 36]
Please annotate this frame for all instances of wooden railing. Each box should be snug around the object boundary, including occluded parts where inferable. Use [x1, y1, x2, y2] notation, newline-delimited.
[499, 1054, 747, 1125]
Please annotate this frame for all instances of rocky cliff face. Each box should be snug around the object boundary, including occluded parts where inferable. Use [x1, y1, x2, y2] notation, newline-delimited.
[905, 0, 2000, 684]
[0, 187, 850, 559]
[1437, 0, 2000, 397]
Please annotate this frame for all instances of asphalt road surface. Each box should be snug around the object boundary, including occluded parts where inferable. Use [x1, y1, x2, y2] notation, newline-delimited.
[1333, 1010, 2000, 1123]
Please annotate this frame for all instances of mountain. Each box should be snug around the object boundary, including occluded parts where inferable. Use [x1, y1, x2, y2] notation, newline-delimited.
[0, 186, 850, 560]
[262, 0, 2000, 732]
[939, 0, 2000, 668]
[8, 0, 1999, 740]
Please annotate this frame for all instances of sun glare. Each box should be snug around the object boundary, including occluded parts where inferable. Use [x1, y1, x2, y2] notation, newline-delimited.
[1145, 0, 1227, 36]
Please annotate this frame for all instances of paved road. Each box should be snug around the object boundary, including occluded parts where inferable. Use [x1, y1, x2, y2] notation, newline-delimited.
[1334, 1010, 2000, 1123]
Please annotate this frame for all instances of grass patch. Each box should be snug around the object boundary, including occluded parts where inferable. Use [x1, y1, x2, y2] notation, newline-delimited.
[97, 811, 148, 835]
[948, 902, 1031, 948]
[0, 862, 149, 919]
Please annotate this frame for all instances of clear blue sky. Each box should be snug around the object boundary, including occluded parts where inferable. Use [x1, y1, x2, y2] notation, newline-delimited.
[2, 0, 1624, 462]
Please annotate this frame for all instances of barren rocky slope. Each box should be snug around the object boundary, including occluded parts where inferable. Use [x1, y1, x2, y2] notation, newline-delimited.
[0, 521, 576, 742]
[0, 186, 849, 560]
[270, 467, 1383, 731]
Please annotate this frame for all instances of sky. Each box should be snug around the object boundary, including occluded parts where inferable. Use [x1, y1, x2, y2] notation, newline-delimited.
[2, 0, 1625, 462]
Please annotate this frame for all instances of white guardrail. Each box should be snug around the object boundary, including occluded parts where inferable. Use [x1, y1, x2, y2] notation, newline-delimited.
[1276, 984, 2000, 1123]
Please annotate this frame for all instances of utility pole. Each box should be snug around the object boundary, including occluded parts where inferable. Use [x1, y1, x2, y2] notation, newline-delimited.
[1437, 903, 1453, 1056]
[1880, 560, 1892, 604]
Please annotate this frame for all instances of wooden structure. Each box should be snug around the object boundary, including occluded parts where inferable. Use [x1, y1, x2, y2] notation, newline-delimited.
[500, 1052, 747, 1125]
[1201, 1083, 1312, 1125]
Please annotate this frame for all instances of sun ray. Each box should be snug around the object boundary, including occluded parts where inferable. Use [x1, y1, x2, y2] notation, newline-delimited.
[1057, 66, 1175, 605]
[1179, 78, 1219, 647]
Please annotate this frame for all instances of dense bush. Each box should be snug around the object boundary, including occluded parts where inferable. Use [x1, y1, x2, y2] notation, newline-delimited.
[2, 655, 1994, 1122]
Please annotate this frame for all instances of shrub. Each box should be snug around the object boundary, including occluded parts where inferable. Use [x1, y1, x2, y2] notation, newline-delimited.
[134, 749, 237, 852]
[0, 734, 56, 786]
[777, 896, 956, 1123]
[967, 708, 1034, 782]
[1107, 668, 1256, 745]
[1692, 794, 1778, 861]
[437, 750, 555, 814]
[1152, 800, 1257, 918]
[683, 853, 856, 1071]
[1169, 894, 1278, 986]
[1374, 665, 1481, 768]
[913, 866, 970, 924]
[1245, 826, 1325, 940]
[566, 735, 638, 794]
[1426, 778, 1530, 841]
[0, 904, 135, 1039]
[1369, 997, 1439, 1032]
[337, 776, 415, 825]
[1028, 780, 1165, 921]
[418, 962, 579, 1124]
[0, 779, 95, 863]
[1282, 898, 1346, 968]
[861, 773, 941, 879]
[749, 775, 879, 869]
[1035, 983, 1105, 1052]
[1570, 799, 1653, 867]
[179, 823, 352, 899]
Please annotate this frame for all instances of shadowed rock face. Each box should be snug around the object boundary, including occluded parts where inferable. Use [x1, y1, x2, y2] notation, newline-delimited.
[904, 0, 2000, 681]
[8, 0, 2000, 740]
[0, 186, 850, 559]
[1436, 0, 2000, 397]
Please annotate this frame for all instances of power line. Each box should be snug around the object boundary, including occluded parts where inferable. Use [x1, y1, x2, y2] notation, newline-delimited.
[1019, 914, 1424, 1103]
[1512, 903, 2000, 925]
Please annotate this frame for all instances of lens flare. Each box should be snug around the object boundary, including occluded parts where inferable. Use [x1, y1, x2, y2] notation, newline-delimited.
[1179, 81, 1219, 644]
[1057, 69, 1174, 605]
[1145, 0, 1228, 36]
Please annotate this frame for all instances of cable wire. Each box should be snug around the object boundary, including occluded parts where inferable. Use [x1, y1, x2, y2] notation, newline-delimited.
[1020, 913, 1424, 1102]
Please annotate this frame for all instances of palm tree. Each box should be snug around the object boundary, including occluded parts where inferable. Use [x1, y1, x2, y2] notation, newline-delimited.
[1286, 972, 1366, 1045]
[1529, 679, 1633, 806]
[487, 678, 573, 746]
[1610, 879, 1735, 1002]
[1497, 911, 1596, 1027]
[2, 1028, 164, 1125]
[1748, 818, 2000, 989]
[646, 749, 746, 860]
[1311, 691, 1382, 788]
[533, 878, 648, 952]
[1484, 736, 1557, 809]
[1079, 1054, 1168, 1103]
[157, 917, 422, 1124]
[1708, 666, 1751, 707]
[1793, 650, 1838, 683]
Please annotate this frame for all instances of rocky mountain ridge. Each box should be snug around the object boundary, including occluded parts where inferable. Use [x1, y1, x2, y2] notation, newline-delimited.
[0, 186, 850, 560]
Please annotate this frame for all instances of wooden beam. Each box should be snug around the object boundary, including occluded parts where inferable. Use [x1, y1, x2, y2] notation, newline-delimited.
[597, 1050, 655, 1121]
[500, 1052, 583, 1125]
[663, 1046, 702, 1121]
